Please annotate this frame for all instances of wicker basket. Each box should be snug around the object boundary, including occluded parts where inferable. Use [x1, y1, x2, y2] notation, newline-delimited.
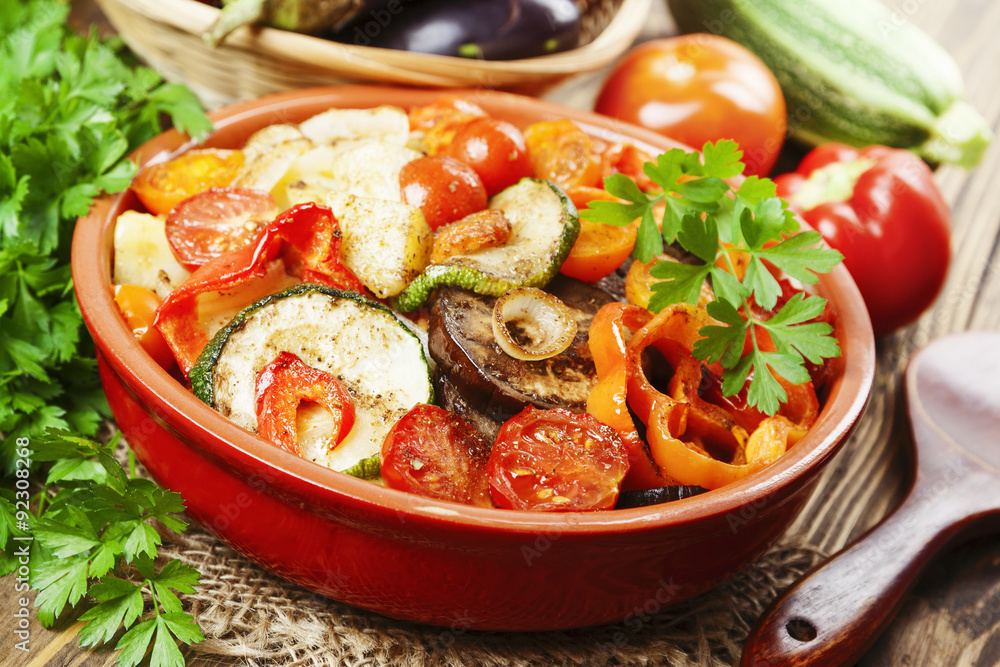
[97, 0, 651, 109]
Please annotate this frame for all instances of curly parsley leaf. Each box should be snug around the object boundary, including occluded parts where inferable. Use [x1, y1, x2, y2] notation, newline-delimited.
[0, 0, 210, 474]
[20, 432, 203, 665]
[583, 140, 845, 414]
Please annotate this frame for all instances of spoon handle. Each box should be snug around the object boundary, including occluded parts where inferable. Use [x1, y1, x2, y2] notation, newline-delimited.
[739, 474, 986, 667]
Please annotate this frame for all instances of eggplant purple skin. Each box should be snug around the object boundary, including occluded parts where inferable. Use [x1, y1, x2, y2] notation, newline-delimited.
[327, 0, 582, 60]
[428, 275, 615, 427]
[616, 485, 709, 509]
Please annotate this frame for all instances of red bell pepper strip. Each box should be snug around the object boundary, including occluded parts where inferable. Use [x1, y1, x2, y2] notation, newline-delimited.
[154, 203, 364, 376]
[254, 351, 355, 456]
[774, 143, 951, 337]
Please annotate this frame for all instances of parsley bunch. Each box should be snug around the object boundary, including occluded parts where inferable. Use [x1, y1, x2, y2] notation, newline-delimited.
[0, 0, 211, 466]
[582, 141, 844, 415]
[1, 433, 203, 665]
[2, 1, 212, 664]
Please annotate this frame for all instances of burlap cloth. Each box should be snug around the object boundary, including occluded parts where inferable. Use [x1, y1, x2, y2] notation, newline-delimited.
[135, 440, 829, 667]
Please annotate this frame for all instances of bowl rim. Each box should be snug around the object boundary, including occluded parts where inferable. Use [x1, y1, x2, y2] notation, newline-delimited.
[73, 84, 875, 537]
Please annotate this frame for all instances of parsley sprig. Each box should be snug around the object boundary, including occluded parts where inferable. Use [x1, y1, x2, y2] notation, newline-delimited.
[581, 140, 844, 415]
[0, 0, 211, 466]
[1, 432, 204, 666]
[2, 2, 212, 665]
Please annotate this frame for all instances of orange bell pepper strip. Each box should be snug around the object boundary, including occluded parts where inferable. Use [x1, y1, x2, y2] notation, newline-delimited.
[586, 302, 667, 491]
[646, 399, 803, 490]
[647, 398, 770, 490]
[154, 203, 364, 376]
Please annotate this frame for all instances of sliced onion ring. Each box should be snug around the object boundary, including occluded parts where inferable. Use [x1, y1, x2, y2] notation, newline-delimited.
[492, 287, 577, 361]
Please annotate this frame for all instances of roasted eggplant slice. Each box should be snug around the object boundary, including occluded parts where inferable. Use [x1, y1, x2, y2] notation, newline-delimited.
[615, 485, 709, 509]
[428, 275, 614, 423]
[435, 371, 502, 446]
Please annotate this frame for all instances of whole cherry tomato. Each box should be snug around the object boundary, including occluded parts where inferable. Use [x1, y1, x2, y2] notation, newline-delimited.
[487, 406, 629, 511]
[165, 187, 278, 270]
[400, 155, 488, 229]
[774, 143, 951, 336]
[594, 34, 786, 176]
[131, 148, 245, 216]
[446, 117, 533, 196]
[381, 404, 493, 507]
[112, 284, 175, 370]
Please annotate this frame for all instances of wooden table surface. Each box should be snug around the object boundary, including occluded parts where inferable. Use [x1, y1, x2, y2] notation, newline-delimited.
[7, 0, 1000, 665]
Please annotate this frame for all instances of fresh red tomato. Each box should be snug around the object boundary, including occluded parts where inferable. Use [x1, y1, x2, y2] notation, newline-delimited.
[594, 35, 786, 176]
[131, 148, 245, 216]
[487, 406, 630, 511]
[446, 117, 533, 196]
[254, 351, 355, 457]
[775, 143, 951, 336]
[112, 284, 175, 370]
[380, 404, 493, 507]
[165, 187, 278, 270]
[400, 155, 488, 229]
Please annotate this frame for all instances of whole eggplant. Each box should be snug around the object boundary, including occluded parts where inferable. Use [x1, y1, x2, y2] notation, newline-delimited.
[331, 0, 582, 60]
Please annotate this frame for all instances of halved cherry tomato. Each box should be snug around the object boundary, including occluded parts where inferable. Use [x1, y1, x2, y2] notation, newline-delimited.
[523, 120, 602, 192]
[112, 284, 175, 370]
[409, 97, 487, 156]
[380, 404, 493, 507]
[599, 143, 657, 192]
[400, 155, 488, 230]
[165, 187, 278, 270]
[131, 148, 245, 216]
[487, 406, 630, 511]
[594, 35, 786, 176]
[446, 117, 532, 196]
[409, 97, 485, 129]
[561, 187, 636, 283]
[254, 351, 355, 457]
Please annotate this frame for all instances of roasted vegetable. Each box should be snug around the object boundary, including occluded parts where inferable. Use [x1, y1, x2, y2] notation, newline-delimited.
[427, 276, 614, 424]
[191, 282, 434, 475]
[393, 178, 579, 313]
[333, 0, 582, 60]
[667, 0, 993, 167]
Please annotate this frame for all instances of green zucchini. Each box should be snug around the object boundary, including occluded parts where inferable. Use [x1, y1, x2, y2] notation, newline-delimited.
[191, 283, 434, 477]
[393, 178, 579, 313]
[667, 0, 992, 167]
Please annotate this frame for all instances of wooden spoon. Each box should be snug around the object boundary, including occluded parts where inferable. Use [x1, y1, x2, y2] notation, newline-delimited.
[741, 331, 1000, 667]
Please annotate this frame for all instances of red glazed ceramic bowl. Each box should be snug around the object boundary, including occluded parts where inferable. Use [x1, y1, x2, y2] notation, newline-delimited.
[72, 86, 875, 631]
